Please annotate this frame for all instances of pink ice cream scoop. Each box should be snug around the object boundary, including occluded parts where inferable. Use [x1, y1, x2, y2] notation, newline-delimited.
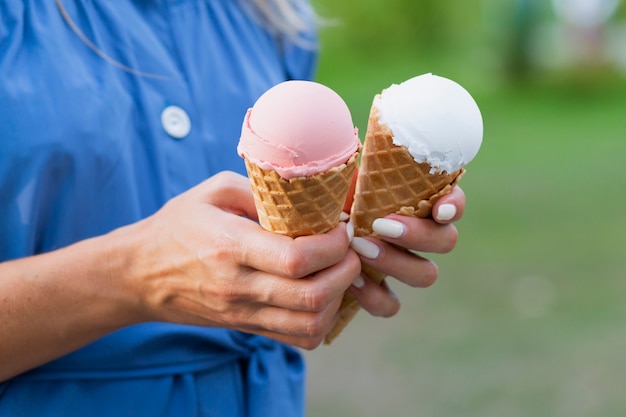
[237, 80, 360, 179]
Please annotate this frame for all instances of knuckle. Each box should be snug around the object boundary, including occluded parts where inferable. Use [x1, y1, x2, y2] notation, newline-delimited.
[211, 171, 238, 188]
[298, 335, 324, 350]
[302, 285, 331, 312]
[205, 171, 248, 202]
[201, 276, 246, 309]
[306, 316, 326, 337]
[301, 317, 326, 347]
[254, 284, 273, 305]
[198, 234, 236, 266]
[281, 246, 309, 278]
[219, 285, 240, 303]
[210, 289, 238, 316]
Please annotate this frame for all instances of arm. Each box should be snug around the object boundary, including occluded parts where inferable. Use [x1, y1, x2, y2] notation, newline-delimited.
[0, 225, 142, 381]
[0, 171, 360, 382]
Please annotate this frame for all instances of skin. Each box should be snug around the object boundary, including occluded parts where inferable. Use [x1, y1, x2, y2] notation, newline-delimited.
[0, 171, 465, 382]
[349, 187, 465, 317]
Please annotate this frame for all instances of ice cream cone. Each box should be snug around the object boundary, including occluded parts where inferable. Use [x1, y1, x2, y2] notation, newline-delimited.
[351, 105, 465, 236]
[244, 152, 359, 238]
[324, 104, 465, 344]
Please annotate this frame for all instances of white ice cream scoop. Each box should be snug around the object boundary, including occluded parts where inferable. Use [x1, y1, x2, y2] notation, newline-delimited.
[375, 73, 483, 174]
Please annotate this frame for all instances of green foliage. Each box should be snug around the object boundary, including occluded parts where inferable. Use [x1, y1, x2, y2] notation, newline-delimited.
[307, 1, 626, 416]
[314, 0, 484, 57]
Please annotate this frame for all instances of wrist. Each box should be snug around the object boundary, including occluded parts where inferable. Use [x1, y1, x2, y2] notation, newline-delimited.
[97, 221, 155, 327]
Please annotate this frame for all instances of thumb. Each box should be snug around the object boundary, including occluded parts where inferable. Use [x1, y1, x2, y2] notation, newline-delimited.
[194, 171, 260, 221]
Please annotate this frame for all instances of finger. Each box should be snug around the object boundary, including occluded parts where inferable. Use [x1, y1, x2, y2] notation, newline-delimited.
[348, 275, 400, 318]
[242, 249, 361, 312]
[370, 215, 459, 254]
[375, 243, 439, 288]
[433, 186, 466, 223]
[351, 238, 439, 287]
[232, 295, 345, 350]
[231, 222, 354, 278]
[192, 171, 260, 220]
[171, 273, 346, 350]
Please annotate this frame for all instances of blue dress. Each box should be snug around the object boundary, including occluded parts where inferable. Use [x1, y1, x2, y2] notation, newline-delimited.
[0, 1, 317, 415]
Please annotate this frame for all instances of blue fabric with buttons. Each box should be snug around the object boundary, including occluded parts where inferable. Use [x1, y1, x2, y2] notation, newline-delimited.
[0, 1, 317, 415]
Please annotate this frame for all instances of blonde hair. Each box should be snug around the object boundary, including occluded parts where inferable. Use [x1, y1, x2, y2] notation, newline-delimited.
[245, 0, 318, 45]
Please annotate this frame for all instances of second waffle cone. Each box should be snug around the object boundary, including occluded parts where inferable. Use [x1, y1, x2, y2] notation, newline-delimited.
[324, 104, 465, 344]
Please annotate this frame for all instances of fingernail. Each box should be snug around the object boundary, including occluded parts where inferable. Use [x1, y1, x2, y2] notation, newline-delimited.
[372, 218, 405, 238]
[351, 237, 380, 259]
[436, 204, 456, 221]
[346, 221, 354, 243]
[339, 211, 350, 222]
[352, 274, 365, 288]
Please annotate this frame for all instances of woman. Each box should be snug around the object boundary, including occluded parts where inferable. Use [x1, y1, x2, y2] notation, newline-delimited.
[0, 0, 466, 415]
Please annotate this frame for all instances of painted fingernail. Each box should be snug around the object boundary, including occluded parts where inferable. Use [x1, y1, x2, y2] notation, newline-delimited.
[436, 204, 456, 221]
[352, 274, 365, 288]
[372, 218, 405, 238]
[351, 237, 380, 259]
[346, 221, 354, 243]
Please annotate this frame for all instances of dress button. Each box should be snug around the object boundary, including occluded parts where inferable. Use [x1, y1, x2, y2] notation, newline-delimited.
[161, 105, 191, 139]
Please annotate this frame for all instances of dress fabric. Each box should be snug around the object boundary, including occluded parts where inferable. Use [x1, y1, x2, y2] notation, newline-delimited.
[0, 1, 318, 415]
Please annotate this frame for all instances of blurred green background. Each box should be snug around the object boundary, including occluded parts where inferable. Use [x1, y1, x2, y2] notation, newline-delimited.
[305, 1, 626, 416]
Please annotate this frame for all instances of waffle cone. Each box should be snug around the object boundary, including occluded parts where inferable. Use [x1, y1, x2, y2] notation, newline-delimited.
[324, 104, 465, 344]
[244, 152, 359, 238]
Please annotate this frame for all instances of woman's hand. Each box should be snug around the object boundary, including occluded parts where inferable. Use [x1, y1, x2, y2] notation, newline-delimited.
[122, 171, 361, 349]
[346, 186, 466, 318]
[0, 171, 361, 381]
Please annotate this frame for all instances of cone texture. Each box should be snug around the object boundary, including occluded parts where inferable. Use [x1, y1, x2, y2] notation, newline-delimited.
[244, 153, 359, 238]
[324, 104, 465, 344]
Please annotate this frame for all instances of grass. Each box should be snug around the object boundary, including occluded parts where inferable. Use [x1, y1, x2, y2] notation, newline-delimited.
[305, 11, 626, 417]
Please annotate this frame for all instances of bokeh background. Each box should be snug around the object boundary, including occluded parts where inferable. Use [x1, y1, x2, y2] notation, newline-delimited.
[304, 1, 626, 416]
